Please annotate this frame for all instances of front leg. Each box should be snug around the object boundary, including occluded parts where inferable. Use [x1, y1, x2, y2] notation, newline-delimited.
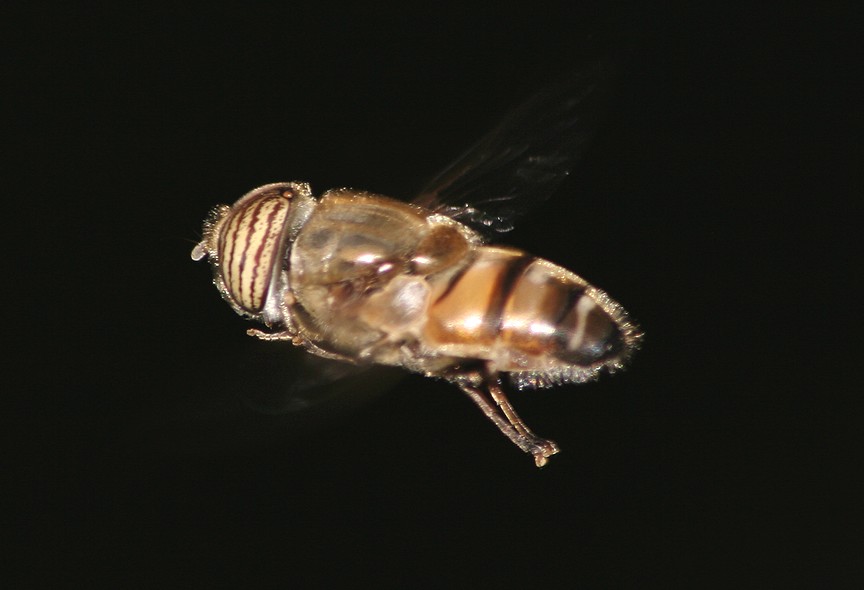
[247, 328, 358, 364]
[448, 365, 559, 467]
[247, 327, 298, 343]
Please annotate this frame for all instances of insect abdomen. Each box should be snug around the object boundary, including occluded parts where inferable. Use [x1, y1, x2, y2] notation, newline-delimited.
[424, 247, 631, 377]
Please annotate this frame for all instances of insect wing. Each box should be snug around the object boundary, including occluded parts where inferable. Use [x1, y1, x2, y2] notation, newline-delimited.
[414, 60, 617, 235]
[237, 348, 400, 416]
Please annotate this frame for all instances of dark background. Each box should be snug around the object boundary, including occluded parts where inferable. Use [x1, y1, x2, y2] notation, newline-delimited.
[6, 2, 858, 587]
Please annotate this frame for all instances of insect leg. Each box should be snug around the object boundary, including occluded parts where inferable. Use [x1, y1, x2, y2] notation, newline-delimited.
[247, 328, 296, 342]
[484, 367, 560, 464]
[450, 367, 559, 467]
[247, 328, 358, 363]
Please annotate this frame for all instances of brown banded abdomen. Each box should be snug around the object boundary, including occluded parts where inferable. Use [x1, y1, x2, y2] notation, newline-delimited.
[424, 248, 624, 369]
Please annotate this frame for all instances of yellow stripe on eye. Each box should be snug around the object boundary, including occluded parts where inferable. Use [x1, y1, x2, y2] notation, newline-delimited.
[220, 195, 291, 313]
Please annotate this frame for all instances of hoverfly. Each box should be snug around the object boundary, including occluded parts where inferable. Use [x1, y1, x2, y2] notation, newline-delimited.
[191, 62, 641, 466]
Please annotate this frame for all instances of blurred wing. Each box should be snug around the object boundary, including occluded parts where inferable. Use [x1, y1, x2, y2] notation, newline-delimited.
[414, 60, 617, 235]
[135, 346, 404, 458]
[237, 348, 399, 416]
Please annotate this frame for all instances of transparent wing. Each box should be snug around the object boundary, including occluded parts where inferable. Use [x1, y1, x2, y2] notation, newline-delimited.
[414, 59, 617, 235]
[236, 348, 399, 416]
[134, 346, 404, 458]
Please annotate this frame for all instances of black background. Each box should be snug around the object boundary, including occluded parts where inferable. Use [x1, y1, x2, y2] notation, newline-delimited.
[6, 2, 858, 588]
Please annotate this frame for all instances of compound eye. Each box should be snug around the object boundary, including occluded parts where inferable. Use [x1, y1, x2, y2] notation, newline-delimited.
[217, 184, 296, 313]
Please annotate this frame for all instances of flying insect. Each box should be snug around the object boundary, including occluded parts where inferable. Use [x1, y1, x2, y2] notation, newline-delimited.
[192, 63, 641, 466]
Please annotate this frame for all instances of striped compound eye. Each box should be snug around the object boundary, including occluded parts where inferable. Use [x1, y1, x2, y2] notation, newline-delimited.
[193, 183, 298, 314]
